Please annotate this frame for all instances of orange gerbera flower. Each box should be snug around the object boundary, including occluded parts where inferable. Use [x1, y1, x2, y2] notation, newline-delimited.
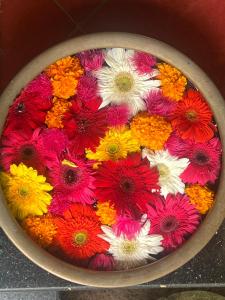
[171, 90, 214, 142]
[157, 63, 187, 101]
[96, 201, 116, 226]
[130, 112, 172, 150]
[45, 56, 84, 99]
[22, 214, 57, 248]
[185, 184, 214, 214]
[45, 97, 71, 128]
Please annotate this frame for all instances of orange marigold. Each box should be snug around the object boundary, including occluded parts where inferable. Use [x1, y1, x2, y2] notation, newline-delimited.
[157, 63, 187, 101]
[185, 184, 214, 214]
[45, 56, 84, 99]
[96, 201, 116, 226]
[22, 214, 57, 248]
[130, 112, 172, 150]
[45, 97, 71, 128]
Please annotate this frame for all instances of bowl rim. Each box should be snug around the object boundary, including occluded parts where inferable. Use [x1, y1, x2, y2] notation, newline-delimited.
[0, 32, 225, 288]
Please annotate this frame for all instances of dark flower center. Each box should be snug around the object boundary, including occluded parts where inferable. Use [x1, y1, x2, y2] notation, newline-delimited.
[20, 145, 36, 161]
[16, 102, 26, 113]
[160, 215, 178, 233]
[120, 177, 135, 193]
[77, 119, 89, 133]
[64, 168, 78, 185]
[195, 151, 209, 165]
[185, 110, 197, 122]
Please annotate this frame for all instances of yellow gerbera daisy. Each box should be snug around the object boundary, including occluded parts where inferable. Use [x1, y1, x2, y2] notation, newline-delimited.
[96, 201, 116, 226]
[0, 163, 53, 220]
[86, 127, 140, 162]
[157, 63, 187, 101]
[130, 112, 172, 150]
[185, 184, 214, 214]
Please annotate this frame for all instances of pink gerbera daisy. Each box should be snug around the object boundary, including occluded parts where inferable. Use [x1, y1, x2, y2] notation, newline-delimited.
[48, 153, 95, 204]
[112, 215, 143, 240]
[48, 195, 72, 216]
[0, 128, 56, 174]
[145, 89, 177, 116]
[77, 74, 98, 102]
[131, 51, 156, 74]
[88, 253, 115, 271]
[106, 104, 130, 126]
[23, 73, 52, 99]
[147, 194, 200, 250]
[63, 97, 110, 155]
[79, 49, 105, 71]
[165, 132, 190, 157]
[95, 154, 159, 217]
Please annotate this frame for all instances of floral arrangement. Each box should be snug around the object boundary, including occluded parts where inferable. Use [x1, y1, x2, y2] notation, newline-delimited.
[0, 48, 222, 271]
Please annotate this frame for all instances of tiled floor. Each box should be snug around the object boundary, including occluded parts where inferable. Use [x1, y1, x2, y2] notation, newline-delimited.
[1, 0, 225, 98]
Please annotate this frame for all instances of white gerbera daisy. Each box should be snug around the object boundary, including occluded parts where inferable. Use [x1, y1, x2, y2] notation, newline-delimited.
[142, 148, 189, 197]
[94, 48, 160, 115]
[99, 218, 163, 270]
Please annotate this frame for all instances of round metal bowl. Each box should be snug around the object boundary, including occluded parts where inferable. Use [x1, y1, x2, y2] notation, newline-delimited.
[0, 32, 225, 288]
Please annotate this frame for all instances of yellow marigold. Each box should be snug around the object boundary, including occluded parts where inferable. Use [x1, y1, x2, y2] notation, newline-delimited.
[22, 214, 57, 248]
[185, 184, 214, 214]
[45, 56, 84, 99]
[0, 163, 53, 220]
[45, 97, 71, 128]
[130, 112, 172, 150]
[157, 63, 187, 101]
[96, 201, 116, 226]
[86, 126, 140, 161]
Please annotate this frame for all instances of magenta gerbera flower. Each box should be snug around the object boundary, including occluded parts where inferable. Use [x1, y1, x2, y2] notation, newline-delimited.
[95, 154, 159, 217]
[79, 49, 104, 71]
[88, 253, 115, 271]
[0, 128, 56, 174]
[23, 73, 52, 99]
[77, 74, 98, 102]
[147, 194, 200, 250]
[63, 97, 110, 155]
[106, 104, 130, 126]
[112, 215, 142, 240]
[131, 51, 156, 74]
[145, 89, 177, 116]
[48, 154, 95, 204]
[48, 195, 72, 216]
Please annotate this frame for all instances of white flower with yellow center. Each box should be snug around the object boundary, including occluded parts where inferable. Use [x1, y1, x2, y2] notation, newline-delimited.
[94, 48, 160, 115]
[99, 218, 163, 270]
[142, 148, 189, 197]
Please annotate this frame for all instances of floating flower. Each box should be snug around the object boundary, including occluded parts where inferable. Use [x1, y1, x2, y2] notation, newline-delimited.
[165, 132, 190, 157]
[95, 48, 160, 115]
[131, 51, 156, 74]
[0, 128, 56, 174]
[96, 201, 116, 226]
[157, 63, 187, 101]
[45, 56, 84, 99]
[185, 184, 214, 214]
[48, 194, 72, 216]
[170, 90, 215, 142]
[86, 126, 140, 162]
[22, 214, 57, 248]
[48, 155, 95, 204]
[142, 148, 189, 197]
[3, 91, 52, 136]
[77, 74, 98, 102]
[147, 194, 199, 250]
[63, 97, 110, 155]
[130, 112, 172, 150]
[88, 253, 115, 271]
[0, 163, 53, 220]
[54, 204, 109, 260]
[99, 219, 163, 269]
[45, 97, 72, 128]
[79, 49, 105, 71]
[145, 89, 177, 116]
[95, 154, 159, 217]
[23, 74, 52, 99]
[113, 215, 142, 240]
[106, 104, 130, 127]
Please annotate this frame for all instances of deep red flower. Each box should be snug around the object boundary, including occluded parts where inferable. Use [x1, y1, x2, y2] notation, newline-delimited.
[54, 204, 109, 260]
[63, 97, 109, 155]
[95, 154, 159, 217]
[170, 90, 215, 142]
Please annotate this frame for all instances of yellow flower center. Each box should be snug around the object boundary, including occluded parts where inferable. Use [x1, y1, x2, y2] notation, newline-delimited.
[157, 163, 170, 177]
[107, 143, 119, 154]
[185, 110, 197, 122]
[121, 240, 138, 254]
[115, 72, 134, 92]
[73, 232, 88, 246]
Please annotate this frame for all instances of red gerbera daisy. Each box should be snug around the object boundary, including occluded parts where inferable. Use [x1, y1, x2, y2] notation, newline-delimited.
[3, 91, 52, 135]
[0, 128, 56, 174]
[54, 204, 109, 260]
[63, 97, 109, 155]
[147, 194, 200, 250]
[170, 90, 215, 142]
[95, 154, 159, 217]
